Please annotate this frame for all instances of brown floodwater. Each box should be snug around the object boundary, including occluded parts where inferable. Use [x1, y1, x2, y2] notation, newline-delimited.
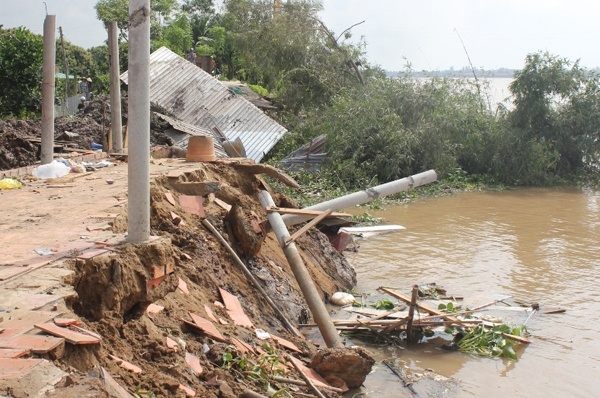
[343, 187, 600, 397]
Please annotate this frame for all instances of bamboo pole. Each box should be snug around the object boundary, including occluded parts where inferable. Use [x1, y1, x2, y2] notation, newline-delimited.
[259, 191, 343, 349]
[280, 170, 437, 227]
[201, 219, 302, 337]
[405, 285, 419, 343]
[271, 376, 343, 393]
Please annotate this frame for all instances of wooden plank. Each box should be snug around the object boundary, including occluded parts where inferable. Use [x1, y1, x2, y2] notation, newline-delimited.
[284, 210, 333, 247]
[34, 323, 101, 345]
[378, 287, 464, 324]
[267, 207, 351, 218]
[502, 333, 533, 344]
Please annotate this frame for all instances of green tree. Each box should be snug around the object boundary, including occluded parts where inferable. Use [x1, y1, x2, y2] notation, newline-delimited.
[95, 0, 179, 41]
[222, 0, 368, 112]
[0, 27, 43, 118]
[509, 51, 600, 177]
[152, 13, 193, 54]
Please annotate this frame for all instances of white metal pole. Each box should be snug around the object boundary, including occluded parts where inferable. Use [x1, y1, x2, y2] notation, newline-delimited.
[40, 15, 56, 164]
[280, 169, 438, 226]
[259, 191, 344, 349]
[127, 0, 151, 243]
[109, 21, 123, 153]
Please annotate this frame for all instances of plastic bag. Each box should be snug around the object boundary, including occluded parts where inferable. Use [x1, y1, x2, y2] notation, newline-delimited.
[32, 160, 71, 179]
[0, 178, 22, 190]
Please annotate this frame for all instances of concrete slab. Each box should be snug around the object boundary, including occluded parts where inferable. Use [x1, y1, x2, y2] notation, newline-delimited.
[0, 358, 67, 396]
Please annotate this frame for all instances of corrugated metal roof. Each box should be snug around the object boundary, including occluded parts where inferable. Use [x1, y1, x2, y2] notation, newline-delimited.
[155, 113, 228, 158]
[121, 47, 288, 162]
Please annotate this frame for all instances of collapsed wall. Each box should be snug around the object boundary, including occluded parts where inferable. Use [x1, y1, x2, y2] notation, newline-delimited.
[58, 161, 358, 397]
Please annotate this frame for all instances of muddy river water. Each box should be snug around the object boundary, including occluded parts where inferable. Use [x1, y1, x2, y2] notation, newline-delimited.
[344, 187, 600, 397]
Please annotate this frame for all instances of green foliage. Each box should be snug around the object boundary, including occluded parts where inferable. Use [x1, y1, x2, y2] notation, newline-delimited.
[222, 0, 368, 111]
[0, 27, 43, 118]
[508, 51, 600, 180]
[152, 13, 193, 54]
[453, 324, 526, 360]
[248, 83, 269, 97]
[371, 298, 395, 310]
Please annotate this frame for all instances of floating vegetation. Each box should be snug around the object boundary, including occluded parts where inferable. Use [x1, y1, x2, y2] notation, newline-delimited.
[451, 324, 528, 360]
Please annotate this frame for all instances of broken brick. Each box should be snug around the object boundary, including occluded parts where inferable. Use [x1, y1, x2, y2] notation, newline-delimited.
[185, 352, 203, 375]
[109, 354, 142, 374]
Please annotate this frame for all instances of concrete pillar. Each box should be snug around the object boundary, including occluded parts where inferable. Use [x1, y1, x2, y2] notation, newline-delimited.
[127, 0, 151, 243]
[40, 15, 56, 164]
[280, 170, 438, 227]
[109, 21, 123, 153]
[259, 191, 344, 349]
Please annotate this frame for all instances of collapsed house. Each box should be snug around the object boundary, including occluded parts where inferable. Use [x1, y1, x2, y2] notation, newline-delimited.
[121, 47, 288, 163]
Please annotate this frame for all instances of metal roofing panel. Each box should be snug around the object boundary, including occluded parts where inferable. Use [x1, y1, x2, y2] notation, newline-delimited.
[121, 47, 287, 162]
[156, 113, 228, 158]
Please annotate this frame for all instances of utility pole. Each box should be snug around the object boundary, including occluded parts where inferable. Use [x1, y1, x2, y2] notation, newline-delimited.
[40, 14, 56, 165]
[108, 21, 123, 152]
[59, 27, 70, 116]
[127, 0, 151, 243]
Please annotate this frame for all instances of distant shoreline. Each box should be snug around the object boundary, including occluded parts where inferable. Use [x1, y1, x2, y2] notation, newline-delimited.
[386, 69, 516, 78]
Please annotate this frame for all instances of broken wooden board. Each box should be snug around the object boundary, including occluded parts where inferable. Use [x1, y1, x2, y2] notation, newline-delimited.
[267, 207, 351, 218]
[379, 287, 465, 325]
[230, 163, 300, 189]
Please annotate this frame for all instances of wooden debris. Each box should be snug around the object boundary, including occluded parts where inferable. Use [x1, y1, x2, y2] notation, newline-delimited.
[266, 207, 351, 218]
[230, 163, 300, 189]
[284, 209, 333, 247]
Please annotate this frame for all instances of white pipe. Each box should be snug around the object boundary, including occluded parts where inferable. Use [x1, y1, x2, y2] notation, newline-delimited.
[127, 0, 151, 243]
[259, 191, 344, 348]
[109, 21, 123, 153]
[40, 15, 56, 165]
[281, 169, 438, 226]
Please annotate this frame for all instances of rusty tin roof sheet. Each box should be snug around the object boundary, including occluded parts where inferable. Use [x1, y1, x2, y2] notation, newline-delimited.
[121, 47, 287, 162]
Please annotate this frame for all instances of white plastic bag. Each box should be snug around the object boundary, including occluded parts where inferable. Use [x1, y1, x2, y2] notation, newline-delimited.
[32, 160, 71, 179]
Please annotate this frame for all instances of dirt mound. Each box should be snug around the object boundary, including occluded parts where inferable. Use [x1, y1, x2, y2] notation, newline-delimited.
[0, 97, 176, 171]
[56, 161, 358, 397]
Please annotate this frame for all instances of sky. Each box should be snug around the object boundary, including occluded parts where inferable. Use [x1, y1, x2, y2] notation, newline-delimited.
[2, 0, 600, 72]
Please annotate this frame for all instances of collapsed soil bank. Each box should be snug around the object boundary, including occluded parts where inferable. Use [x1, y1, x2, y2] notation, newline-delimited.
[56, 161, 360, 397]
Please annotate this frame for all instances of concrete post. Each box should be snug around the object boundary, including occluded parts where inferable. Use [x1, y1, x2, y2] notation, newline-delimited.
[109, 21, 123, 153]
[40, 15, 56, 164]
[127, 0, 151, 243]
[280, 169, 438, 227]
[59, 27, 69, 117]
[259, 191, 344, 349]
